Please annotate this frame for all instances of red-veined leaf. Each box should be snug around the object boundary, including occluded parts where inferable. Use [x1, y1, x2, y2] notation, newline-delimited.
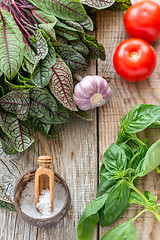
[0, 90, 30, 120]
[28, 0, 88, 22]
[80, 0, 115, 9]
[49, 58, 77, 111]
[0, 10, 24, 80]
[0, 111, 34, 152]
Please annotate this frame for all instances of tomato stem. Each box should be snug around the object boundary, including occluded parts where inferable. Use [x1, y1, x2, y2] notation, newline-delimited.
[131, 52, 138, 60]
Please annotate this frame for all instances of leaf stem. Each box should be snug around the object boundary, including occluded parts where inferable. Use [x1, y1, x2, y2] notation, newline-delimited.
[126, 180, 148, 203]
[131, 209, 148, 223]
[128, 152, 141, 167]
[11, 0, 31, 25]
[151, 210, 160, 222]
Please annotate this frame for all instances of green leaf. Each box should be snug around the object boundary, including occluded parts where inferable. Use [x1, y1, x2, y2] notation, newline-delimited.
[77, 194, 108, 240]
[120, 104, 160, 134]
[103, 143, 127, 172]
[32, 9, 57, 24]
[52, 104, 70, 124]
[55, 20, 80, 41]
[110, 0, 132, 11]
[0, 138, 17, 155]
[31, 61, 52, 88]
[101, 220, 137, 240]
[0, 111, 34, 152]
[46, 124, 62, 138]
[27, 116, 51, 134]
[128, 192, 145, 206]
[145, 191, 157, 203]
[71, 109, 93, 121]
[23, 57, 34, 73]
[49, 58, 77, 111]
[28, 0, 88, 22]
[24, 43, 36, 65]
[33, 31, 48, 71]
[98, 164, 117, 197]
[0, 10, 24, 80]
[0, 186, 16, 212]
[0, 90, 30, 120]
[70, 40, 89, 57]
[79, 16, 94, 31]
[53, 42, 88, 71]
[136, 139, 160, 177]
[80, 0, 115, 9]
[99, 180, 130, 226]
[29, 88, 57, 121]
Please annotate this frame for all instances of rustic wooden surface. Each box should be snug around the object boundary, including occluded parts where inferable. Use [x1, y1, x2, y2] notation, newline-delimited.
[1, 4, 160, 240]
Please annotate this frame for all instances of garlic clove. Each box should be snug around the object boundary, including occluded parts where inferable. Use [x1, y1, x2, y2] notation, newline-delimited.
[73, 75, 112, 111]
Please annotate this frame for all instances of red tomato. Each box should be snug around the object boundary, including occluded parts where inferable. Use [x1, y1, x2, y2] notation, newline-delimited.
[113, 38, 157, 82]
[124, 0, 160, 43]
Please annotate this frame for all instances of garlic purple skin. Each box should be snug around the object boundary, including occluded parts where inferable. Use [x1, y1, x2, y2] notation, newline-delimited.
[73, 75, 112, 111]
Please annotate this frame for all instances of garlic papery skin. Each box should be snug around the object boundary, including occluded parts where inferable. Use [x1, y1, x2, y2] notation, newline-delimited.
[73, 75, 112, 111]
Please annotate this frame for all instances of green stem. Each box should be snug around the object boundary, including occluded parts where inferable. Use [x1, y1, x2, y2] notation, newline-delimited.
[131, 209, 148, 223]
[128, 152, 141, 167]
[134, 135, 146, 146]
[126, 181, 148, 203]
[151, 210, 160, 222]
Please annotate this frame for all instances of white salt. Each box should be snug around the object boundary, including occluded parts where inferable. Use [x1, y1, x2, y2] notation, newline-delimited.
[20, 179, 66, 219]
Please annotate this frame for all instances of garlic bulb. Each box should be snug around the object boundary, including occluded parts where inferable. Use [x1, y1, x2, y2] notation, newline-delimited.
[73, 75, 112, 111]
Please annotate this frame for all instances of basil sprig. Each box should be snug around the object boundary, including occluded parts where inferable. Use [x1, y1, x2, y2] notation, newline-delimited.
[77, 104, 160, 240]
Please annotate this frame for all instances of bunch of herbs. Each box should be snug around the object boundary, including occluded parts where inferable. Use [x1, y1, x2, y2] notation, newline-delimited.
[77, 104, 160, 240]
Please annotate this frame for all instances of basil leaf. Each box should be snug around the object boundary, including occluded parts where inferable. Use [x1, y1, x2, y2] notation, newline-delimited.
[120, 104, 160, 134]
[136, 139, 160, 177]
[101, 220, 137, 240]
[103, 143, 127, 172]
[98, 164, 117, 197]
[128, 192, 145, 206]
[145, 191, 157, 203]
[100, 180, 130, 226]
[77, 194, 108, 240]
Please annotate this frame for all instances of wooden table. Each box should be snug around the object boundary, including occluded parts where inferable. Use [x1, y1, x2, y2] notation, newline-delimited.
[1, 5, 160, 240]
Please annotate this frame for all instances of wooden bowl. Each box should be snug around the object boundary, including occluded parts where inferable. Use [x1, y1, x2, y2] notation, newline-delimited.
[14, 169, 71, 228]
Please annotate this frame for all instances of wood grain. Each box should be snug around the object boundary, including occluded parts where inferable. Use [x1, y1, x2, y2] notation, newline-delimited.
[96, 7, 160, 240]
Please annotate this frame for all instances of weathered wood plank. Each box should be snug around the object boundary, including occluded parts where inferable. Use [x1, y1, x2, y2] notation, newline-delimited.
[97, 7, 160, 240]
[0, 64, 98, 239]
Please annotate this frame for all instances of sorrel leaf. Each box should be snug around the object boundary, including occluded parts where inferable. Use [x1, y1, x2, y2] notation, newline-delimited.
[49, 58, 77, 111]
[0, 90, 30, 120]
[110, 0, 132, 11]
[0, 186, 16, 212]
[0, 138, 17, 155]
[27, 0, 88, 22]
[0, 10, 24, 80]
[33, 31, 48, 70]
[32, 9, 57, 24]
[55, 23, 80, 41]
[24, 43, 36, 65]
[29, 87, 57, 118]
[53, 43, 88, 71]
[0, 111, 34, 152]
[70, 40, 89, 57]
[31, 60, 52, 88]
[79, 16, 94, 31]
[24, 57, 34, 73]
[80, 0, 115, 9]
[71, 109, 93, 121]
[27, 116, 51, 134]
[52, 104, 70, 124]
